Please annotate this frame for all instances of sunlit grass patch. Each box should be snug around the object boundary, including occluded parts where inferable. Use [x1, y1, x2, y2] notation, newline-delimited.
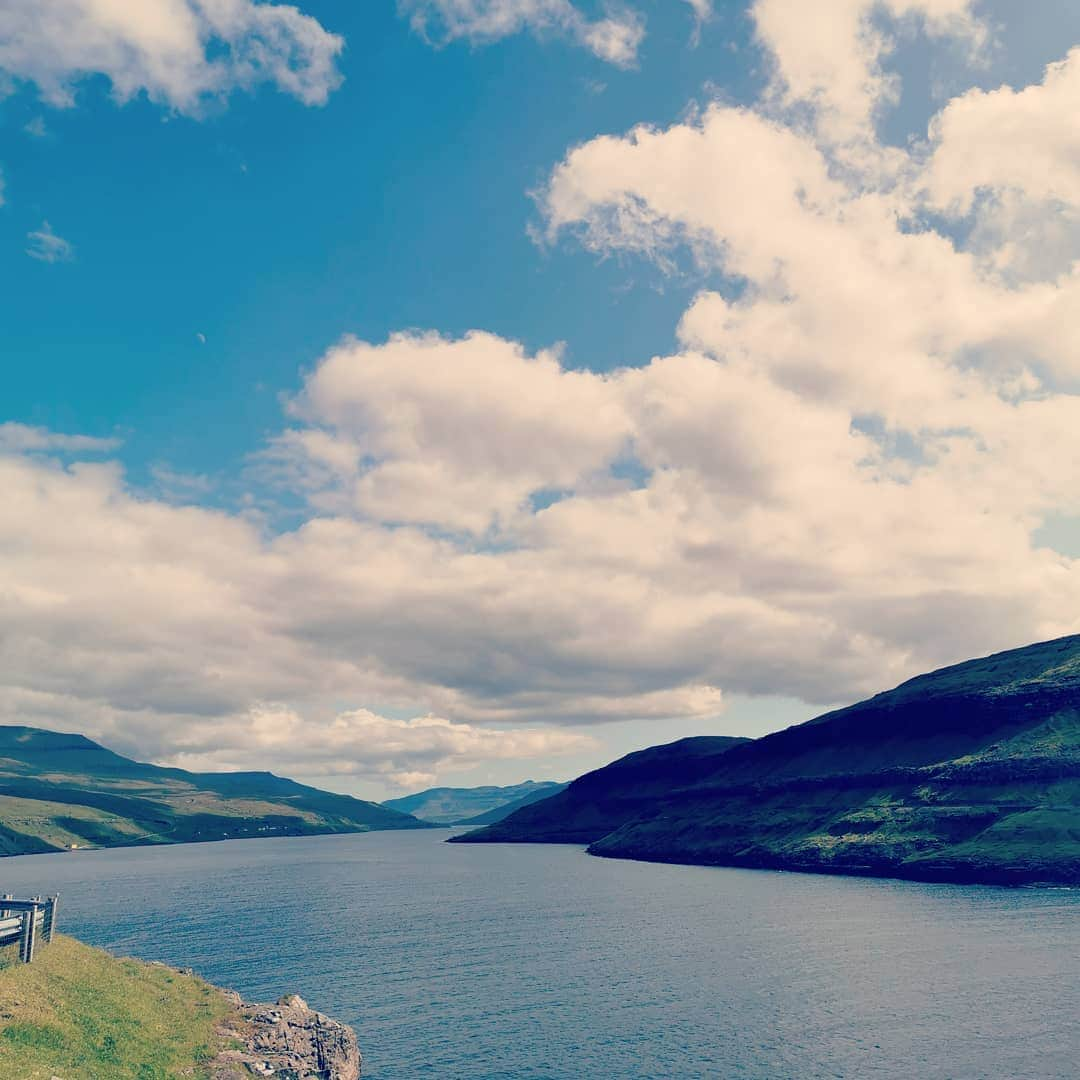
[0, 935, 235, 1080]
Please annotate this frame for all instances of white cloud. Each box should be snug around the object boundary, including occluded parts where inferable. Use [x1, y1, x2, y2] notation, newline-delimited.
[0, 446, 735, 780]
[0, 0, 344, 113]
[160, 705, 596, 786]
[269, 330, 633, 533]
[926, 47, 1080, 214]
[399, 0, 645, 67]
[25, 220, 73, 262]
[0, 422, 117, 452]
[752, 0, 984, 148]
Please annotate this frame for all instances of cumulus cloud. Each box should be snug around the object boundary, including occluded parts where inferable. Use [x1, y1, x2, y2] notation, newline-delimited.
[0, 0, 344, 112]
[159, 706, 596, 787]
[399, 0, 645, 67]
[0, 447, 706, 782]
[753, 0, 984, 149]
[25, 220, 73, 262]
[923, 47, 1080, 283]
[268, 331, 633, 534]
[926, 47, 1080, 213]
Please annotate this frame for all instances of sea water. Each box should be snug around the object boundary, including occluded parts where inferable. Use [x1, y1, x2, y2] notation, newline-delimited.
[1, 830, 1076, 1078]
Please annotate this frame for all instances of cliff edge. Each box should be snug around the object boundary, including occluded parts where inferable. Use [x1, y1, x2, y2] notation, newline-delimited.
[0, 933, 361, 1079]
[213, 991, 361, 1080]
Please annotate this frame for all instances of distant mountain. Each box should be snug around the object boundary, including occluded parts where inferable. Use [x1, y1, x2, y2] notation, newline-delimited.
[383, 781, 566, 825]
[453, 783, 570, 826]
[0, 725, 429, 856]
[455, 636, 1080, 885]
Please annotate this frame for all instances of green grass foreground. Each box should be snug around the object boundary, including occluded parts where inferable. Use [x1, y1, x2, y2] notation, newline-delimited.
[0, 934, 235, 1079]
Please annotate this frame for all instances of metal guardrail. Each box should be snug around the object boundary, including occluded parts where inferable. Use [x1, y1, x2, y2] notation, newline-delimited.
[0, 894, 59, 963]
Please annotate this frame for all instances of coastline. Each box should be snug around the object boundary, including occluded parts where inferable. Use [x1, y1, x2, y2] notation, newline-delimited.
[583, 843, 1078, 888]
[210, 986, 362, 1080]
[0, 933, 361, 1079]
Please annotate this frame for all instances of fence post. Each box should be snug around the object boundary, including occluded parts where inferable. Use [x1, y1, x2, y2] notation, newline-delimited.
[1, 894, 10, 920]
[18, 909, 36, 963]
[43, 895, 59, 943]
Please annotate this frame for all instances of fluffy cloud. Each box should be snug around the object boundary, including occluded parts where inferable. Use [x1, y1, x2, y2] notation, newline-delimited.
[269, 331, 633, 533]
[923, 47, 1080, 283]
[0, 0, 343, 112]
[926, 48, 1080, 213]
[0, 445, 727, 785]
[753, 0, 983, 148]
[158, 706, 595, 788]
[399, 0, 644, 67]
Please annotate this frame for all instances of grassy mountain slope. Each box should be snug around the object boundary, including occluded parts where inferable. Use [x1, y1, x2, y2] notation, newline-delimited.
[0, 726, 428, 857]
[383, 780, 565, 824]
[457, 637, 1080, 885]
[0, 934, 233, 1079]
[451, 737, 750, 843]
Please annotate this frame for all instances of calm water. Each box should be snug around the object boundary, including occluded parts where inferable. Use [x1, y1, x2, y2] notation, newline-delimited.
[1, 830, 1076, 1078]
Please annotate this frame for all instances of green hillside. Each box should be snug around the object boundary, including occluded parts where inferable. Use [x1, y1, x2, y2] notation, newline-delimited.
[0, 726, 429, 857]
[383, 780, 565, 824]
[456, 637, 1080, 885]
[453, 737, 749, 842]
[0, 934, 234, 1080]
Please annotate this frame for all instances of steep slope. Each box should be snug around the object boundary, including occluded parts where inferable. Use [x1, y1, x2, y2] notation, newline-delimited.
[451, 737, 750, 843]
[383, 780, 565, 824]
[0, 934, 361, 1080]
[0, 725, 428, 856]
[457, 637, 1080, 885]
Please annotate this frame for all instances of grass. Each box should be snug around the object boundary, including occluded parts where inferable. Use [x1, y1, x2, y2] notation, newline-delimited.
[0, 935, 236, 1079]
[0, 796, 151, 851]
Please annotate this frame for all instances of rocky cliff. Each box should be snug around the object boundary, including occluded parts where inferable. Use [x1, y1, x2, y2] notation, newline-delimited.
[212, 991, 362, 1080]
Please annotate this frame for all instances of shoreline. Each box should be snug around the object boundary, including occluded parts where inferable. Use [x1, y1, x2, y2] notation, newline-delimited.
[0, 933, 362, 1079]
[450, 832, 1078, 888]
[210, 984, 362, 1080]
[585, 843, 1078, 888]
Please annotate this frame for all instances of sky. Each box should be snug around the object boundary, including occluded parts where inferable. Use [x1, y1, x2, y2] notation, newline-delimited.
[3, 1, 1080, 800]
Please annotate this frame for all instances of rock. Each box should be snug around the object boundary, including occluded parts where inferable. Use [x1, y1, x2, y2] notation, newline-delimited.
[211, 989, 361, 1080]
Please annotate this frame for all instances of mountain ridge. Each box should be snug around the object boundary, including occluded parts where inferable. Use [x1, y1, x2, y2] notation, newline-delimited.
[454, 636, 1080, 885]
[0, 725, 429, 856]
[383, 780, 566, 824]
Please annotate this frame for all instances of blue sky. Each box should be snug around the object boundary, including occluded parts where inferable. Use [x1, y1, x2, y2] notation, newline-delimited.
[3, 1, 1080, 798]
[2, 2, 759, 485]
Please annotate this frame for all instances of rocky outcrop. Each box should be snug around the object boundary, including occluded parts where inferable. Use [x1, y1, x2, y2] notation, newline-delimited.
[211, 991, 362, 1080]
